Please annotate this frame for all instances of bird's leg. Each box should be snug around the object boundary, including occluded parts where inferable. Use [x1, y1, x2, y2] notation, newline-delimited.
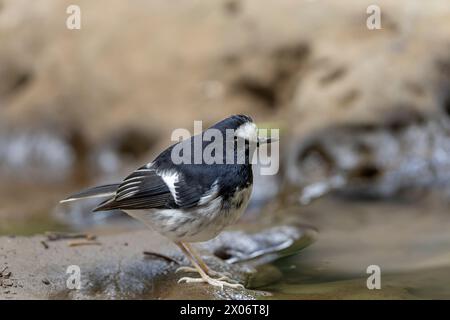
[175, 242, 243, 289]
[176, 242, 210, 273]
[175, 242, 233, 280]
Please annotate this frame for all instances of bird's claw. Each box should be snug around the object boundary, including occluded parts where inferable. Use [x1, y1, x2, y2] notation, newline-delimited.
[175, 266, 233, 281]
[178, 275, 245, 290]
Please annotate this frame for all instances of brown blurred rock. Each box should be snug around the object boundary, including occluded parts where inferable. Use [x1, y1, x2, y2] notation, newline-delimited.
[286, 0, 450, 136]
[1, 0, 449, 176]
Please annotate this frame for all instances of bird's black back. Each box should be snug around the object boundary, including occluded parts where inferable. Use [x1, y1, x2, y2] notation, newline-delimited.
[94, 115, 254, 212]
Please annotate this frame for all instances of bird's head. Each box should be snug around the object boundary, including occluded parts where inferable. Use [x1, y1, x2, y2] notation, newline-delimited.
[211, 114, 276, 147]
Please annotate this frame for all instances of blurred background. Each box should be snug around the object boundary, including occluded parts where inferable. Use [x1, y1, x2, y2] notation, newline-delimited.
[1, 0, 450, 298]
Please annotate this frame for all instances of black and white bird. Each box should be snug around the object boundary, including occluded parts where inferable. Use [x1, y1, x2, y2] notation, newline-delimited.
[60, 115, 275, 289]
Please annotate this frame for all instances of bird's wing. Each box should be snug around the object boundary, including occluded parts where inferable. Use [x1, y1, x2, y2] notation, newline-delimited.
[94, 166, 172, 211]
[93, 165, 218, 211]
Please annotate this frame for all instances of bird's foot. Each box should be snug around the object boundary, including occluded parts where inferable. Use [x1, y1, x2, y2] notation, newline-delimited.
[178, 273, 244, 290]
[175, 266, 233, 281]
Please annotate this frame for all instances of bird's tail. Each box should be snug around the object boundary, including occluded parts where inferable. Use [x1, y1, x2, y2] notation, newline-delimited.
[60, 183, 120, 203]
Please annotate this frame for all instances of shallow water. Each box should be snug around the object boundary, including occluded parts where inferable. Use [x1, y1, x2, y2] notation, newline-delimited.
[258, 194, 450, 299]
[263, 265, 450, 299]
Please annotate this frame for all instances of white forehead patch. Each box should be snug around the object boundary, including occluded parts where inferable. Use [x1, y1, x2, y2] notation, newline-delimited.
[235, 122, 258, 141]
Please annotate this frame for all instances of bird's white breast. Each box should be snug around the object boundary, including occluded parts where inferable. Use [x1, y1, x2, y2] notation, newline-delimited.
[124, 185, 252, 243]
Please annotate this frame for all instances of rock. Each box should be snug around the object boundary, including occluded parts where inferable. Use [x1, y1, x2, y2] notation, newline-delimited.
[278, 1, 450, 202]
[0, 0, 301, 184]
[0, 224, 315, 299]
[286, 0, 450, 138]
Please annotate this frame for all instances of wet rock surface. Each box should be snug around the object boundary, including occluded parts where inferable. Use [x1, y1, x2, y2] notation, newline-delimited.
[0, 225, 315, 299]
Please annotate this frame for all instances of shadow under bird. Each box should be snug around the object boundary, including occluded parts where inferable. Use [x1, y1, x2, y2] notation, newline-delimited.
[61, 115, 276, 289]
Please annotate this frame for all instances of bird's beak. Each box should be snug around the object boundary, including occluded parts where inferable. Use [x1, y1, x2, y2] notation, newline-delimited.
[256, 136, 278, 147]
